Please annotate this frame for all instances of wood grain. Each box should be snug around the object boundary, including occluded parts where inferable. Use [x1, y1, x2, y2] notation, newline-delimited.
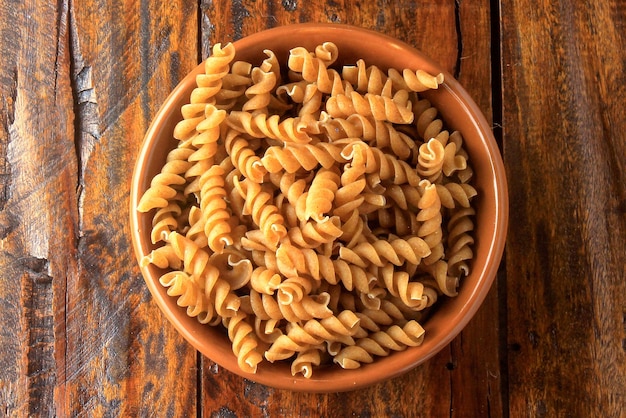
[448, 1, 504, 415]
[0, 0, 76, 416]
[501, 0, 626, 416]
[62, 0, 201, 416]
[0, 0, 202, 416]
[2, 0, 624, 415]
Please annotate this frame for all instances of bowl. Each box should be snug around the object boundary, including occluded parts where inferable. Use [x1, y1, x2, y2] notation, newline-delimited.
[129, 23, 508, 392]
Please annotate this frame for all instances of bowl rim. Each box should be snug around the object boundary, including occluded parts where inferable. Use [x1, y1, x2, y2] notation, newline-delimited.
[129, 22, 508, 392]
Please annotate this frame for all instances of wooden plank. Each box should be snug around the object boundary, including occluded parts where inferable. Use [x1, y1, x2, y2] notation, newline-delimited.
[0, 1, 77, 416]
[501, 1, 626, 416]
[201, 0, 459, 65]
[448, 1, 505, 416]
[197, 1, 500, 416]
[0, 0, 202, 415]
[58, 0, 201, 416]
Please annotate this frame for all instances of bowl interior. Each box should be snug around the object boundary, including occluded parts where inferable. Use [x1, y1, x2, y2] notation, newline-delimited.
[130, 23, 508, 392]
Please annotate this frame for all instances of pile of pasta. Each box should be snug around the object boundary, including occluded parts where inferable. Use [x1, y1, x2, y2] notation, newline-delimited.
[138, 41, 477, 378]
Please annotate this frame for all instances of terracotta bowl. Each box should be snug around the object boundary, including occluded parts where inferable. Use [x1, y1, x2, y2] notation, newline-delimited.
[130, 23, 508, 392]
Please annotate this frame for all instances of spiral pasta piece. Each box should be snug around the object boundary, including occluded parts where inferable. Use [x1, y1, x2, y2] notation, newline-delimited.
[171, 44, 235, 143]
[277, 276, 316, 304]
[242, 66, 277, 114]
[435, 182, 477, 209]
[167, 231, 240, 318]
[192, 43, 236, 104]
[442, 140, 468, 177]
[314, 41, 340, 67]
[296, 310, 360, 346]
[266, 310, 360, 362]
[304, 167, 340, 221]
[446, 207, 476, 278]
[350, 115, 416, 160]
[319, 112, 416, 160]
[333, 159, 367, 220]
[159, 270, 218, 325]
[339, 236, 431, 268]
[445, 130, 473, 182]
[252, 316, 283, 344]
[362, 146, 423, 186]
[233, 176, 287, 248]
[332, 344, 375, 369]
[288, 45, 336, 94]
[250, 266, 282, 295]
[377, 264, 432, 310]
[214, 60, 252, 110]
[210, 249, 253, 291]
[417, 137, 446, 182]
[337, 209, 367, 248]
[318, 111, 364, 141]
[185, 204, 208, 247]
[326, 90, 414, 124]
[297, 237, 334, 269]
[423, 260, 459, 297]
[291, 348, 322, 378]
[227, 111, 314, 144]
[287, 216, 343, 248]
[348, 300, 407, 333]
[319, 257, 376, 294]
[371, 205, 420, 237]
[190, 104, 226, 159]
[277, 80, 314, 104]
[333, 320, 425, 369]
[264, 334, 316, 363]
[384, 183, 422, 211]
[194, 164, 233, 253]
[243, 290, 333, 324]
[183, 108, 228, 198]
[273, 172, 310, 208]
[385, 287, 437, 319]
[137, 147, 195, 212]
[416, 180, 444, 264]
[342, 59, 389, 95]
[150, 202, 182, 244]
[265, 311, 359, 362]
[413, 98, 445, 142]
[259, 48, 282, 81]
[140, 240, 182, 271]
[388, 67, 444, 93]
[275, 242, 310, 279]
[274, 241, 376, 295]
[224, 129, 267, 183]
[261, 142, 347, 173]
[278, 81, 324, 119]
[223, 311, 263, 374]
[180, 102, 208, 120]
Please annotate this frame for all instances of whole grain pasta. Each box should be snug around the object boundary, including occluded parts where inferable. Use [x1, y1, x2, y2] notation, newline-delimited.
[138, 41, 477, 377]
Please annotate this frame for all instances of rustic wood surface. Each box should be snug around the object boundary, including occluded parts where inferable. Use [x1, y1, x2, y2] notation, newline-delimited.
[0, 0, 623, 417]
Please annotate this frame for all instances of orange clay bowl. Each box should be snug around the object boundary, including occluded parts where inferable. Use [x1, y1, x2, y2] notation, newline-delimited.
[130, 23, 508, 392]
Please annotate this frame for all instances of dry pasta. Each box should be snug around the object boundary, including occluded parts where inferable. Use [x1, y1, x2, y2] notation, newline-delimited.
[138, 41, 477, 377]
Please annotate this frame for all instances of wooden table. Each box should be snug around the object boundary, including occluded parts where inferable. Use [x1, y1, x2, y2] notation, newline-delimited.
[1, 1, 624, 416]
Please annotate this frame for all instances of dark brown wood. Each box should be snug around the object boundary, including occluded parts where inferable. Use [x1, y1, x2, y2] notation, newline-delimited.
[61, 1, 201, 416]
[1, 0, 201, 416]
[0, 1, 76, 416]
[1, 0, 624, 416]
[449, 1, 504, 415]
[501, 1, 626, 417]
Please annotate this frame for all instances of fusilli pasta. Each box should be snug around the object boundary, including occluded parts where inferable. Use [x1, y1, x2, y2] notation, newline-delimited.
[138, 41, 477, 378]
